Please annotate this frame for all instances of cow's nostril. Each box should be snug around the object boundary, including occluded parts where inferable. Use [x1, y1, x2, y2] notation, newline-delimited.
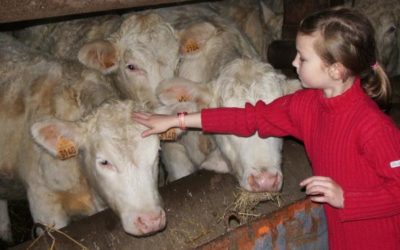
[247, 172, 282, 192]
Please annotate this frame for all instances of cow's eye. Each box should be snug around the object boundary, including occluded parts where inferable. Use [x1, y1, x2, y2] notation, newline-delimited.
[126, 64, 137, 71]
[100, 160, 109, 165]
[386, 25, 396, 34]
[96, 158, 116, 171]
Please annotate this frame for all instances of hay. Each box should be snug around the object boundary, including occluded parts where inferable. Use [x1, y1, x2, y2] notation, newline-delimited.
[27, 223, 88, 250]
[222, 187, 282, 225]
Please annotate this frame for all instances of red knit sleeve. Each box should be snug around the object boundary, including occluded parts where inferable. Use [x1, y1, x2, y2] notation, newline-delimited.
[339, 124, 400, 221]
[201, 95, 301, 138]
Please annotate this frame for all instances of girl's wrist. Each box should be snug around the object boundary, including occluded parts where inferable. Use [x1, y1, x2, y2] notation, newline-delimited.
[177, 112, 188, 130]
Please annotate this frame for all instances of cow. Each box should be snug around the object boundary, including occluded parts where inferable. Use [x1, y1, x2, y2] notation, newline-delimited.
[349, 0, 400, 76]
[0, 33, 165, 243]
[154, 4, 259, 83]
[13, 12, 180, 110]
[209, 0, 283, 61]
[12, 12, 182, 183]
[153, 4, 301, 183]
[156, 58, 299, 192]
[78, 12, 180, 109]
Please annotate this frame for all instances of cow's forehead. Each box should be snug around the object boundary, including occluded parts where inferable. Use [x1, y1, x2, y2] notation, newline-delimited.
[83, 100, 144, 138]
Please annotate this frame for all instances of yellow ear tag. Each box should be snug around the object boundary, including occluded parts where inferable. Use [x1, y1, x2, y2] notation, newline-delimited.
[182, 39, 200, 54]
[177, 95, 190, 102]
[159, 128, 177, 141]
[56, 136, 77, 160]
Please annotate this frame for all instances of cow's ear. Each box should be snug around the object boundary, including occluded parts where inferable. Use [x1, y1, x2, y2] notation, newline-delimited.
[78, 40, 119, 74]
[178, 22, 216, 56]
[157, 77, 212, 108]
[30, 119, 82, 160]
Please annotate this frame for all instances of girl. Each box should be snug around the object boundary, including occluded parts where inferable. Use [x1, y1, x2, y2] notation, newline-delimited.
[132, 7, 400, 250]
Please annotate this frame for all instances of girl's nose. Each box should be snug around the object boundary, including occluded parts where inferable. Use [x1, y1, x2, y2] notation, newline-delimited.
[292, 54, 299, 68]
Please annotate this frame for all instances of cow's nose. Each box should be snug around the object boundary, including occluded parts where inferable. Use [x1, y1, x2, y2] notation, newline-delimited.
[135, 209, 166, 234]
[247, 172, 282, 192]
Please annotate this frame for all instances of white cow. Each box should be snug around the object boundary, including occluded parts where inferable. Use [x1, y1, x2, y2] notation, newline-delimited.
[14, 12, 180, 110]
[78, 12, 180, 109]
[154, 5, 301, 183]
[155, 4, 259, 83]
[76, 13, 199, 182]
[157, 58, 298, 192]
[0, 33, 165, 243]
[12, 12, 183, 183]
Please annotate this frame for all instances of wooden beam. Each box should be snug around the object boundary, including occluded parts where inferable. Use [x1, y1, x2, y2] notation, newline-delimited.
[0, 0, 204, 24]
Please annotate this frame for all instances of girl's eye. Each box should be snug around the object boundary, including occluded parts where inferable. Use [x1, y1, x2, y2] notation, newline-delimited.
[127, 64, 137, 71]
[300, 57, 305, 62]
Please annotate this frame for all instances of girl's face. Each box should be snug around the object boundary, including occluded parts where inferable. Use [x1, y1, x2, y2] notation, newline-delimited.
[292, 33, 333, 90]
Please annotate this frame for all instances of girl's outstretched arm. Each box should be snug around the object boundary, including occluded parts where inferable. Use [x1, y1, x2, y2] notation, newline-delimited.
[132, 112, 202, 137]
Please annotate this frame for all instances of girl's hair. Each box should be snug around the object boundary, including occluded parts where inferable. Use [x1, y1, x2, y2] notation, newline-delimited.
[298, 7, 392, 109]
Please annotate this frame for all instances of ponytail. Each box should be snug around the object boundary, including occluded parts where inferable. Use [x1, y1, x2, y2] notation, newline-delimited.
[361, 63, 392, 110]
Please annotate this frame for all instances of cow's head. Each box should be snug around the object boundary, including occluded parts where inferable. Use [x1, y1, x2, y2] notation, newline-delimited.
[157, 59, 287, 192]
[212, 59, 285, 192]
[78, 13, 180, 108]
[31, 100, 166, 236]
[175, 19, 258, 83]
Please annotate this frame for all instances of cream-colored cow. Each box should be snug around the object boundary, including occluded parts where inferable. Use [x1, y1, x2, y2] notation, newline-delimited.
[157, 58, 301, 192]
[78, 12, 180, 109]
[0, 33, 165, 243]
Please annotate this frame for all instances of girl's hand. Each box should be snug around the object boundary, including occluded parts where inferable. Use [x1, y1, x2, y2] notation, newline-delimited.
[132, 112, 177, 137]
[300, 176, 344, 208]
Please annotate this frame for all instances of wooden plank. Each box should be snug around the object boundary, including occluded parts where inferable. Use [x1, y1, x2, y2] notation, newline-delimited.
[0, 0, 206, 24]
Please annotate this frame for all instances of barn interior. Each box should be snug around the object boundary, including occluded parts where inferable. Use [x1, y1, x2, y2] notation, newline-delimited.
[1, 0, 399, 249]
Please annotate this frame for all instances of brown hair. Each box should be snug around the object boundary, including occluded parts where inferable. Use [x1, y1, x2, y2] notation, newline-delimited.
[298, 7, 392, 109]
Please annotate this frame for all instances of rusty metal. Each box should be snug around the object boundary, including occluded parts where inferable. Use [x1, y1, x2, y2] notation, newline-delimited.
[0, 0, 207, 24]
[10, 139, 315, 250]
[197, 199, 328, 250]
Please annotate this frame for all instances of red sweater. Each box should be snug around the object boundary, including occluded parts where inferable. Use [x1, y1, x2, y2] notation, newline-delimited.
[201, 78, 400, 250]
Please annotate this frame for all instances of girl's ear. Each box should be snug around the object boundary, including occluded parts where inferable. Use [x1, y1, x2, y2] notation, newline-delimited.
[328, 62, 346, 80]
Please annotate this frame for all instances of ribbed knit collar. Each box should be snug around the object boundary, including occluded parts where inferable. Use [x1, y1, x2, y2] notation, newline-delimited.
[317, 77, 365, 114]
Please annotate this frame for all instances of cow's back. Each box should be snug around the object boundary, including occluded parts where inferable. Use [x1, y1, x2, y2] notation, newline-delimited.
[12, 15, 122, 61]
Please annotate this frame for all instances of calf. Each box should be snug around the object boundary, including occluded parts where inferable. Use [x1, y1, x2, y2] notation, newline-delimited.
[157, 58, 294, 192]
[0, 33, 164, 243]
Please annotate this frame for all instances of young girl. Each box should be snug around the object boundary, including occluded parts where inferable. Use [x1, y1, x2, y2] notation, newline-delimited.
[132, 7, 400, 250]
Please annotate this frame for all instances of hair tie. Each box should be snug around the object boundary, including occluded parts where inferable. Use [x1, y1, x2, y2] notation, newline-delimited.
[371, 62, 379, 70]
